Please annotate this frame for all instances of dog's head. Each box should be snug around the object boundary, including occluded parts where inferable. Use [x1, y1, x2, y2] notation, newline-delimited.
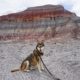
[36, 40, 45, 53]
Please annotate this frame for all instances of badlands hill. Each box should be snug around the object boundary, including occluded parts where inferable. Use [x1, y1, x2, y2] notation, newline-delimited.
[0, 4, 80, 41]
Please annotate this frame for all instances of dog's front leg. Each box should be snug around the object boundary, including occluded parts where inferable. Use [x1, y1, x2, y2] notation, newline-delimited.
[37, 63, 42, 73]
[40, 61, 44, 70]
[39, 58, 44, 70]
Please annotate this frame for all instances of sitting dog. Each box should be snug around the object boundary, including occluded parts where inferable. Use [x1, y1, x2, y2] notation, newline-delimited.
[11, 41, 44, 73]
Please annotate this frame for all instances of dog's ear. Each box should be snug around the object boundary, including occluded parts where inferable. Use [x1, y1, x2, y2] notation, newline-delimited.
[41, 40, 44, 43]
[37, 39, 40, 43]
[37, 39, 44, 43]
[36, 39, 41, 43]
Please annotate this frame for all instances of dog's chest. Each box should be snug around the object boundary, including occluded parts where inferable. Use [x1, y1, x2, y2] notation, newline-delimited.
[31, 56, 40, 66]
[30, 50, 40, 66]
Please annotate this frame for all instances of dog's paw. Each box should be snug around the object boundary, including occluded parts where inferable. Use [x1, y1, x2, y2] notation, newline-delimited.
[23, 70, 30, 72]
[41, 67, 44, 70]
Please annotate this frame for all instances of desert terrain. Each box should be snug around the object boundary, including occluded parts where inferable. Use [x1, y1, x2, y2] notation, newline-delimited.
[0, 38, 80, 80]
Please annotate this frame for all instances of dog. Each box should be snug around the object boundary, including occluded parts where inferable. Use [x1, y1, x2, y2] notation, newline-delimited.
[11, 41, 44, 73]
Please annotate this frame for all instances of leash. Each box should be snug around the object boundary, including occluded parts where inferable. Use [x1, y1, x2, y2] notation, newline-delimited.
[40, 56, 61, 80]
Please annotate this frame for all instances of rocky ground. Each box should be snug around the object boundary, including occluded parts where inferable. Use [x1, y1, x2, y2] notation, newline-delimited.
[0, 38, 80, 80]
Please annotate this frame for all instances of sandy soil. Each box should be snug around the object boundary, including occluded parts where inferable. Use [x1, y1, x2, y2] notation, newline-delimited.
[0, 39, 80, 80]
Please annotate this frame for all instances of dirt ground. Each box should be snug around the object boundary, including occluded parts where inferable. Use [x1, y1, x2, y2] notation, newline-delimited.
[0, 39, 80, 80]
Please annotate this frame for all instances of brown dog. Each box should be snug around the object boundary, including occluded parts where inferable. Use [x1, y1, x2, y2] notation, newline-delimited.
[11, 41, 44, 73]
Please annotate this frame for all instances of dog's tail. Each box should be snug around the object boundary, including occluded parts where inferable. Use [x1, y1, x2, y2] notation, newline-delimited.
[11, 69, 20, 72]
